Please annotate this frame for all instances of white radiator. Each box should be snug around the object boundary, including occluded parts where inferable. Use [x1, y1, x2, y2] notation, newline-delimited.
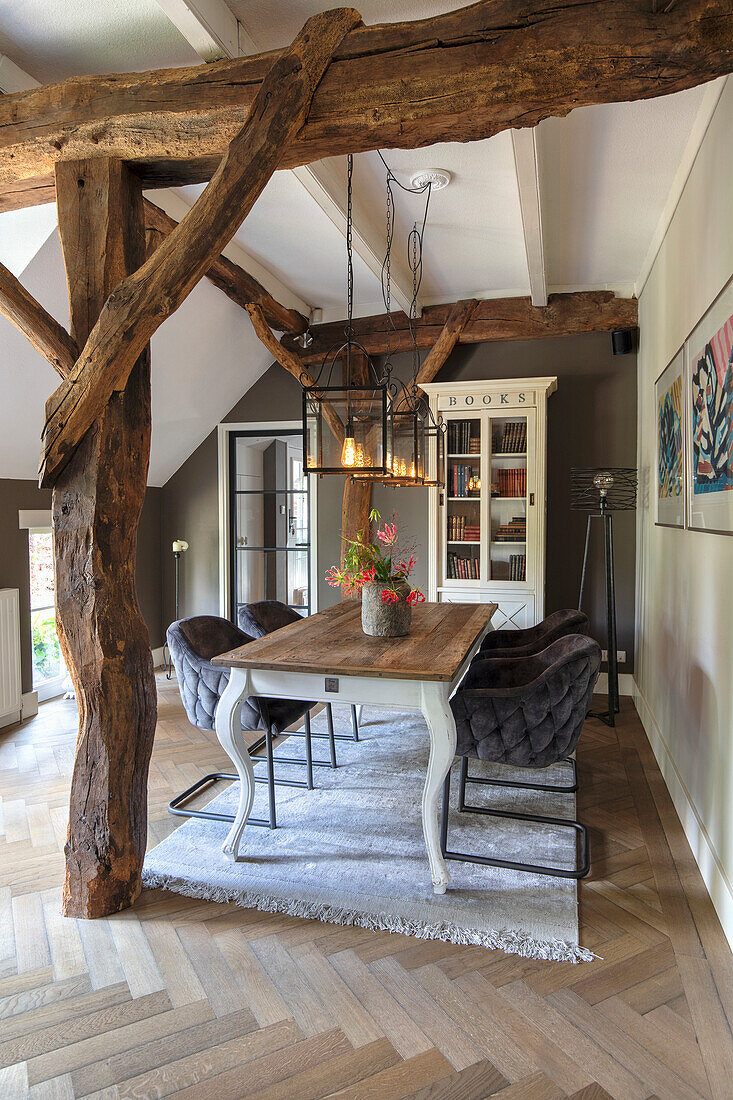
[0, 588, 22, 728]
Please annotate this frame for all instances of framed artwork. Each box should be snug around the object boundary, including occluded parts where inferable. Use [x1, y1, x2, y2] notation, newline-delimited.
[686, 276, 733, 535]
[655, 348, 685, 528]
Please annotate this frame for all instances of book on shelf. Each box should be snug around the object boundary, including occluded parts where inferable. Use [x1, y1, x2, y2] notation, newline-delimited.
[495, 420, 527, 454]
[448, 514, 481, 541]
[509, 553, 526, 581]
[494, 516, 527, 542]
[448, 420, 480, 455]
[451, 463, 479, 498]
[496, 468, 527, 497]
[447, 552, 479, 580]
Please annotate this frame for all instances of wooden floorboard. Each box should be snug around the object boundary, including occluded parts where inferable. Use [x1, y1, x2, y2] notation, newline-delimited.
[0, 674, 731, 1098]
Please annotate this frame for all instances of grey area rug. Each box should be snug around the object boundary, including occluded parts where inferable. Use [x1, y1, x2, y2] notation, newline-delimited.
[143, 705, 594, 963]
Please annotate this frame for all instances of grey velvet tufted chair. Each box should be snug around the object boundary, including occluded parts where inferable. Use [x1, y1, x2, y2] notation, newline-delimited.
[237, 600, 360, 762]
[477, 609, 589, 660]
[166, 615, 318, 829]
[442, 634, 601, 879]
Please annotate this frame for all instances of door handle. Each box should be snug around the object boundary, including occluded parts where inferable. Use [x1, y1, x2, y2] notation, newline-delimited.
[529, 492, 535, 506]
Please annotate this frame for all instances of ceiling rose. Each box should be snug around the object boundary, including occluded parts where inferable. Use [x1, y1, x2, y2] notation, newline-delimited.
[409, 168, 451, 191]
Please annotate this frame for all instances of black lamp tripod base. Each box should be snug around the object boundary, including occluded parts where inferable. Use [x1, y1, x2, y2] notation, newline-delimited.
[579, 507, 620, 728]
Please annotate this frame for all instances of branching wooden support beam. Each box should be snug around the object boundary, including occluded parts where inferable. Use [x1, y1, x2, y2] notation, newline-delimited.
[1, 0, 731, 210]
[245, 303, 344, 445]
[284, 292, 639, 365]
[144, 199, 308, 334]
[0, 260, 78, 378]
[417, 299, 477, 387]
[38, 7, 361, 489]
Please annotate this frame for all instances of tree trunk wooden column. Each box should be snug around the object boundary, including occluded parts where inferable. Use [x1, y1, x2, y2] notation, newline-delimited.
[54, 158, 156, 919]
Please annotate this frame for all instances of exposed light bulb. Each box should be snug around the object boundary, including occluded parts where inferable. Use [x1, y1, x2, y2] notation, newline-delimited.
[341, 421, 356, 467]
[355, 443, 365, 467]
[409, 462, 416, 479]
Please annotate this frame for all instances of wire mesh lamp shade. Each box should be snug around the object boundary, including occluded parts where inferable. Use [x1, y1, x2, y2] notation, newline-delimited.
[570, 467, 637, 512]
[303, 385, 389, 475]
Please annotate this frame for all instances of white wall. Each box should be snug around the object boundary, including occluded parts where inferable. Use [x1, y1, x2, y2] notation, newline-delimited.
[635, 77, 733, 945]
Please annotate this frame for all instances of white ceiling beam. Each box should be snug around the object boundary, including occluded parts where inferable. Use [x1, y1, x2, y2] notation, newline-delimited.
[0, 55, 39, 93]
[511, 128, 548, 308]
[153, 0, 241, 61]
[154, 0, 414, 320]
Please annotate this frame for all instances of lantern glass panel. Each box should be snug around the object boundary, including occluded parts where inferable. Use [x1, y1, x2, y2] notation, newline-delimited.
[303, 386, 388, 474]
[389, 410, 427, 481]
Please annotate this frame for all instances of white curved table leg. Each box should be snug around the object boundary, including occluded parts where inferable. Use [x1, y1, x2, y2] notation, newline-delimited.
[214, 668, 255, 860]
[420, 680, 456, 894]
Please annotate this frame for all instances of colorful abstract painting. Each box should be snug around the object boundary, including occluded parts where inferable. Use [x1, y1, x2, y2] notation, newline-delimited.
[655, 350, 685, 527]
[658, 375, 683, 498]
[686, 278, 733, 534]
[690, 310, 733, 495]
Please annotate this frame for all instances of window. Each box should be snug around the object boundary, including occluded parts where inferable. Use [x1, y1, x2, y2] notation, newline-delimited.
[29, 531, 66, 701]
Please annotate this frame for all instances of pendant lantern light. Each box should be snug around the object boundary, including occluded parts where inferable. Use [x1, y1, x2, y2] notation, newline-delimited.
[302, 156, 391, 477]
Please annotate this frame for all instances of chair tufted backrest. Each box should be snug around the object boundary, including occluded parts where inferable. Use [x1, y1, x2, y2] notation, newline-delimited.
[167, 616, 253, 731]
[237, 600, 303, 638]
[479, 608, 589, 660]
[451, 634, 601, 768]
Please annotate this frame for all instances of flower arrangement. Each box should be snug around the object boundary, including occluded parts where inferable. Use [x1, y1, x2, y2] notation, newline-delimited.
[326, 509, 425, 606]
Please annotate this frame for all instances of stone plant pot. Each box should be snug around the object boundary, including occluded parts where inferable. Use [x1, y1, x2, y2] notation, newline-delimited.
[361, 581, 412, 638]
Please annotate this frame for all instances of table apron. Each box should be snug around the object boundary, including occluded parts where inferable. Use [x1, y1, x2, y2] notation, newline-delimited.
[241, 669, 428, 709]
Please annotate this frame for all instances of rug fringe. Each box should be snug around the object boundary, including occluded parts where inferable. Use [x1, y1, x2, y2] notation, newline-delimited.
[141, 869, 597, 963]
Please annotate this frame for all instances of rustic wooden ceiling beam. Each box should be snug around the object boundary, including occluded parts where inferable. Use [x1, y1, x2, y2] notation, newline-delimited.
[417, 299, 478, 387]
[0, 259, 78, 377]
[245, 302, 344, 445]
[283, 292, 639, 364]
[1, 0, 731, 209]
[144, 199, 308, 334]
[38, 8, 361, 489]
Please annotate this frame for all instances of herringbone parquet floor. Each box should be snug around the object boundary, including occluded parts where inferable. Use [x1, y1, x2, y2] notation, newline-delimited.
[1, 672, 732, 1099]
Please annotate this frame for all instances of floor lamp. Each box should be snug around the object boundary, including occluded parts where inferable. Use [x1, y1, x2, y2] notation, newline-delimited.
[164, 539, 189, 680]
[571, 468, 636, 726]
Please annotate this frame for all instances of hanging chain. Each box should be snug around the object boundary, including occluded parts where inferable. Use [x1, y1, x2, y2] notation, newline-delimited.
[345, 153, 354, 391]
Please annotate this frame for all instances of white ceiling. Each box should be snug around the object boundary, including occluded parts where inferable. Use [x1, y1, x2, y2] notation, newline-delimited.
[0, 0, 725, 485]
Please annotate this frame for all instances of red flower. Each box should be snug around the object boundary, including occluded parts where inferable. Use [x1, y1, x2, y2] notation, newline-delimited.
[359, 566, 376, 584]
[381, 588, 398, 603]
[377, 523, 397, 546]
[407, 589, 425, 605]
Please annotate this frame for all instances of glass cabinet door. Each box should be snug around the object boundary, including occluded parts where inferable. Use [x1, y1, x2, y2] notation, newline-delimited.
[488, 410, 534, 586]
[444, 417, 482, 583]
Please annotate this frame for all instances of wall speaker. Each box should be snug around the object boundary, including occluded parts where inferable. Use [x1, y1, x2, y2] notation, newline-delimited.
[611, 329, 634, 356]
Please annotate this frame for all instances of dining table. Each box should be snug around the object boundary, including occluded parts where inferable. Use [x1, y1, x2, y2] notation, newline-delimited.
[212, 599, 496, 894]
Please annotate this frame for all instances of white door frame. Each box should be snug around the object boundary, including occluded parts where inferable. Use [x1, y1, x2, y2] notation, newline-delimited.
[217, 421, 319, 620]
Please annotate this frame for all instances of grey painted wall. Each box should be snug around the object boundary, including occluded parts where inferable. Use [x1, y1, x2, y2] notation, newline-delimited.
[0, 479, 163, 694]
[159, 331, 636, 672]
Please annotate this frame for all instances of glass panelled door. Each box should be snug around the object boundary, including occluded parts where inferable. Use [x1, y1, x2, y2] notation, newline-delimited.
[230, 429, 311, 621]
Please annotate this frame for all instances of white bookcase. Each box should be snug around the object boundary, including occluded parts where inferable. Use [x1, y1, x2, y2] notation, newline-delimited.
[422, 378, 557, 630]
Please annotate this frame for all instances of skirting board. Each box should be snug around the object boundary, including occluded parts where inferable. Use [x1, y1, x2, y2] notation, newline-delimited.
[596, 672, 634, 696]
[633, 679, 733, 951]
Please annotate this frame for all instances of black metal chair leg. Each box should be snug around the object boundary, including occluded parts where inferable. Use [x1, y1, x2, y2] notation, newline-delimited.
[326, 703, 338, 768]
[168, 773, 280, 829]
[443, 758, 590, 880]
[265, 730, 277, 829]
[304, 710, 314, 789]
[351, 704, 360, 741]
[458, 756, 468, 811]
[462, 757, 579, 795]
